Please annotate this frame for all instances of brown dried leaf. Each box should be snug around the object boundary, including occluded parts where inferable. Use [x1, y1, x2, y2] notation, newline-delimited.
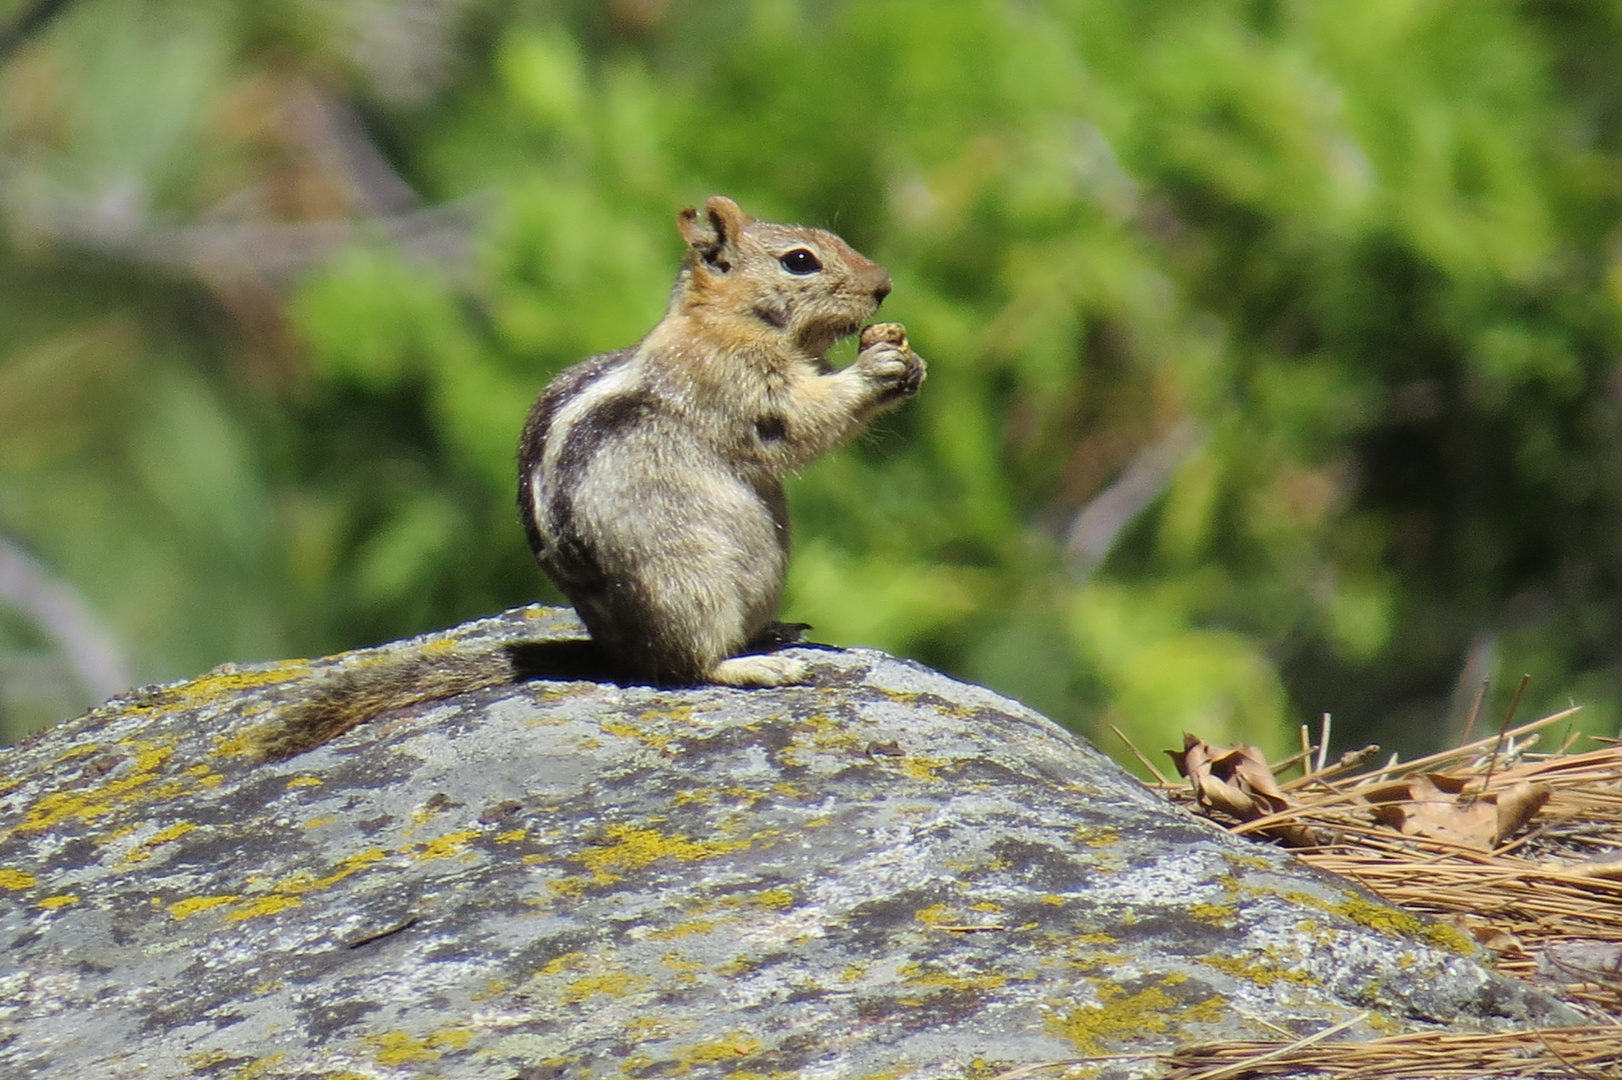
[1170, 737, 1322, 845]
[1219, 743, 1291, 813]
[1168, 732, 1211, 779]
[1492, 781, 1551, 844]
[1195, 772, 1259, 820]
[1390, 774, 1498, 849]
[1443, 914, 1523, 956]
[1421, 771, 1470, 795]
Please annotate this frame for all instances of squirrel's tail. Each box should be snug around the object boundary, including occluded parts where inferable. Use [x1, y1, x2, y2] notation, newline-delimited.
[253, 646, 516, 763]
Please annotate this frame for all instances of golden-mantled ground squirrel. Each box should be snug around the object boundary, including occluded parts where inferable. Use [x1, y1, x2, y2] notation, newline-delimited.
[519, 195, 923, 687]
[255, 196, 923, 760]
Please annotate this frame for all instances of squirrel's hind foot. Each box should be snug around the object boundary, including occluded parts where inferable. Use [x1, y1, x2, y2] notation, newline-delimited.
[708, 654, 810, 688]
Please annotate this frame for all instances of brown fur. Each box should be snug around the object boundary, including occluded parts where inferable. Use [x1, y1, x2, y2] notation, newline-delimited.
[253, 647, 514, 762]
[520, 196, 925, 686]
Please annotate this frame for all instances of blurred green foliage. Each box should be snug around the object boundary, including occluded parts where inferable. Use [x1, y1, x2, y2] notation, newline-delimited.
[3, 0, 1622, 768]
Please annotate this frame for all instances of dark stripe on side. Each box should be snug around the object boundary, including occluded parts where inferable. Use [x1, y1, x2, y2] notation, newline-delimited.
[542, 389, 662, 596]
[516, 348, 633, 559]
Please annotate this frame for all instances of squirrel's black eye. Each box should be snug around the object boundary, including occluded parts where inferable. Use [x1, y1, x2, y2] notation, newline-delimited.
[779, 249, 821, 275]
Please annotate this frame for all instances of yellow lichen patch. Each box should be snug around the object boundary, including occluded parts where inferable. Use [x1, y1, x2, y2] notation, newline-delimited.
[14, 739, 175, 835]
[365, 1031, 442, 1066]
[623, 1015, 684, 1042]
[544, 875, 587, 898]
[495, 828, 527, 843]
[646, 917, 726, 941]
[470, 978, 512, 1002]
[212, 728, 268, 760]
[754, 887, 795, 909]
[1047, 981, 1228, 1056]
[969, 901, 1002, 914]
[169, 894, 241, 920]
[899, 755, 947, 781]
[186, 1050, 232, 1070]
[173, 665, 310, 709]
[406, 802, 447, 833]
[913, 903, 956, 927]
[1073, 826, 1120, 848]
[599, 720, 676, 752]
[1334, 894, 1476, 953]
[0, 868, 38, 890]
[1202, 952, 1320, 988]
[411, 829, 481, 862]
[275, 848, 387, 894]
[639, 704, 695, 724]
[425, 1028, 474, 1050]
[303, 815, 337, 829]
[120, 821, 197, 865]
[1278, 889, 1476, 955]
[560, 970, 651, 1004]
[877, 689, 921, 706]
[1189, 902, 1237, 925]
[661, 952, 705, 973]
[223, 1052, 286, 1080]
[37, 893, 78, 909]
[675, 1034, 764, 1065]
[285, 776, 322, 789]
[900, 962, 1008, 992]
[572, 824, 750, 883]
[225, 895, 302, 922]
[540, 951, 587, 976]
[715, 956, 757, 978]
[839, 964, 866, 983]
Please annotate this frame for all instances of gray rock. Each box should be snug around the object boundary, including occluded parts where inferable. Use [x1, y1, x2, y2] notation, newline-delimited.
[0, 606, 1577, 1078]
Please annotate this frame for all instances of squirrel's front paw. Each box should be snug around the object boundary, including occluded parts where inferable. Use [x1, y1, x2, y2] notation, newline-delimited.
[855, 322, 926, 401]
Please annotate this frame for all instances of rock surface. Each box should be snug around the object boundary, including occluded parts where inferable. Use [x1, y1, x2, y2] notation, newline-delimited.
[0, 606, 1577, 1078]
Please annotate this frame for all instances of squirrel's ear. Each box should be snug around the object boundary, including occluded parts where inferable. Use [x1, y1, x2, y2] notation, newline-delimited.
[678, 196, 752, 270]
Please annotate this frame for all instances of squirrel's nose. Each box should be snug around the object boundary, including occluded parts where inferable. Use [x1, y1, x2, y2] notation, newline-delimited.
[873, 277, 892, 305]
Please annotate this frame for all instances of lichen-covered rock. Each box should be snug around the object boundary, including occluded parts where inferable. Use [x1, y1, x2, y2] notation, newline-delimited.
[0, 606, 1577, 1078]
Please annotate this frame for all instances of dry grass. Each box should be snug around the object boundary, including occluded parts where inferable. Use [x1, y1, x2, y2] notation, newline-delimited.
[1154, 1025, 1622, 1079]
[1095, 707, 1622, 1078]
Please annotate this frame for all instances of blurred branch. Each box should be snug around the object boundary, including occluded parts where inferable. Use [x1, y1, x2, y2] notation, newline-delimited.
[44, 196, 489, 285]
[1063, 419, 1204, 583]
[0, 0, 72, 64]
[0, 80, 484, 287]
[0, 152, 486, 287]
[0, 536, 133, 702]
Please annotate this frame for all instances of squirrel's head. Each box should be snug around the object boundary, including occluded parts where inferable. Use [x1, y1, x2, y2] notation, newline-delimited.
[674, 196, 893, 358]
